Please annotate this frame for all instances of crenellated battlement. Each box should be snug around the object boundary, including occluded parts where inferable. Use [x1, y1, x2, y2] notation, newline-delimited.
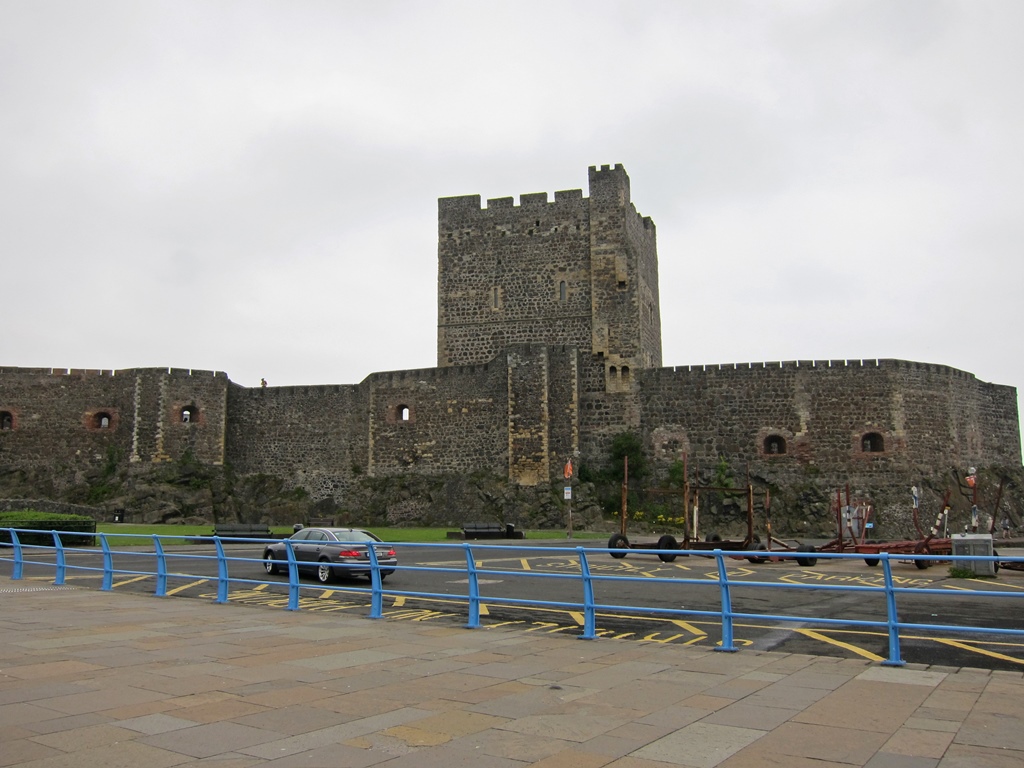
[0, 366, 228, 379]
[644, 358, 980, 380]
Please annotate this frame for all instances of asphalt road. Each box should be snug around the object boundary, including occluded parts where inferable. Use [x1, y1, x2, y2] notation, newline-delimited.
[4, 538, 1024, 671]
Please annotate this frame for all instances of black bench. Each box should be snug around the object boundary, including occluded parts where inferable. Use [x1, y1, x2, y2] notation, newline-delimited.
[212, 523, 273, 539]
[457, 522, 525, 540]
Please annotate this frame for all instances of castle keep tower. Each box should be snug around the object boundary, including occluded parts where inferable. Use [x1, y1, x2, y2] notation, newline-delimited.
[436, 164, 662, 384]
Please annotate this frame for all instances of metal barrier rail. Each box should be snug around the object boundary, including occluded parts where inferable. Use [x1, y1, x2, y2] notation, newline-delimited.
[2, 527, 1023, 667]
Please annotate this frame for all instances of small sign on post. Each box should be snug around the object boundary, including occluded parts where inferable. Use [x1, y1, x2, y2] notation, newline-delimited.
[564, 486, 572, 500]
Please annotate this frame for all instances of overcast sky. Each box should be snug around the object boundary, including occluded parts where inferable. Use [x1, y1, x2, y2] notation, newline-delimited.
[2, 1, 1022, 449]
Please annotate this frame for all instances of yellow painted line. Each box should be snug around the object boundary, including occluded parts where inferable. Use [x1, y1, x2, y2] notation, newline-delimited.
[393, 596, 406, 607]
[112, 575, 152, 588]
[933, 638, 1024, 665]
[519, 558, 532, 571]
[973, 579, 1024, 591]
[164, 579, 208, 596]
[667, 619, 706, 636]
[567, 611, 585, 626]
[794, 628, 884, 661]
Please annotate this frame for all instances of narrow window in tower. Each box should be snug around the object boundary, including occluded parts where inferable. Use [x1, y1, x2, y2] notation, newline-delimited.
[862, 433, 884, 453]
[400, 407, 410, 421]
[764, 435, 787, 455]
[621, 366, 630, 380]
[492, 287, 499, 309]
[0, 411, 12, 430]
[559, 281, 567, 302]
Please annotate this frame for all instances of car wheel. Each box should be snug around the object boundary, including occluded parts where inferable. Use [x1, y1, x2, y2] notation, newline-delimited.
[316, 559, 334, 584]
[864, 557, 880, 567]
[657, 534, 678, 562]
[264, 552, 279, 575]
[608, 533, 630, 558]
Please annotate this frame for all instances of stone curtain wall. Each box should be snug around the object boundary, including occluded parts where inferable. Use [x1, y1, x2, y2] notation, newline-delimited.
[367, 362, 508, 480]
[0, 367, 229, 481]
[225, 382, 367, 501]
[637, 358, 1021, 486]
[0, 368, 134, 482]
[130, 368, 230, 465]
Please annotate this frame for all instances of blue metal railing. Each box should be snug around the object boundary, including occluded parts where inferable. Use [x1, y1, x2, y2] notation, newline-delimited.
[2, 527, 1023, 667]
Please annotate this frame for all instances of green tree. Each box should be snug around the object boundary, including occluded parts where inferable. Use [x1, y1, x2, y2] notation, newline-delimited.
[610, 432, 648, 482]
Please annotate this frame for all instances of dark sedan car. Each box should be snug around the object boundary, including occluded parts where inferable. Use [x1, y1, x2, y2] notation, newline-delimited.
[263, 527, 397, 583]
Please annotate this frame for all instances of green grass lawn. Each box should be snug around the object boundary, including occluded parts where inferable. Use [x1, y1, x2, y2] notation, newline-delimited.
[94, 523, 606, 546]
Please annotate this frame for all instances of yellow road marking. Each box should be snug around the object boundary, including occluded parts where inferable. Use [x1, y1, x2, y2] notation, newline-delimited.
[667, 619, 707, 636]
[519, 558, 532, 571]
[794, 628, 884, 661]
[164, 579, 208, 595]
[972, 578, 1024, 591]
[112, 575, 152, 588]
[933, 638, 1024, 665]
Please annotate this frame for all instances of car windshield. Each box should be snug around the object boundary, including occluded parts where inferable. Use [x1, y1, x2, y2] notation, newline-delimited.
[327, 530, 379, 543]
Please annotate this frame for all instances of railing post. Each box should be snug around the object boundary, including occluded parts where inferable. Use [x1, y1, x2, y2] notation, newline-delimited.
[880, 553, 906, 666]
[464, 544, 481, 628]
[284, 539, 300, 611]
[53, 531, 66, 585]
[9, 529, 24, 580]
[100, 534, 113, 591]
[713, 549, 738, 653]
[213, 537, 229, 604]
[153, 535, 168, 597]
[367, 544, 383, 619]
[578, 547, 596, 640]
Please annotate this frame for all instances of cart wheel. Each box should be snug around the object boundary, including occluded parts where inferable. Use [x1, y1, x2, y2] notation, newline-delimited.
[864, 557, 880, 567]
[705, 533, 722, 543]
[608, 533, 630, 558]
[746, 543, 769, 564]
[993, 549, 1000, 574]
[914, 543, 932, 569]
[795, 544, 818, 567]
[657, 535, 678, 562]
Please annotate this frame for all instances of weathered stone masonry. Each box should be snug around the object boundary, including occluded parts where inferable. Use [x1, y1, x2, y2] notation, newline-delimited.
[0, 164, 1020, 524]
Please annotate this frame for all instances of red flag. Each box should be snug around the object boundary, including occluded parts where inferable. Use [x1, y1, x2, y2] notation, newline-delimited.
[563, 459, 573, 479]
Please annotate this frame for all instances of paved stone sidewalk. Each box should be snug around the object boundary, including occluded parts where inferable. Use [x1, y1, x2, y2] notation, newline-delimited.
[1, 580, 1022, 767]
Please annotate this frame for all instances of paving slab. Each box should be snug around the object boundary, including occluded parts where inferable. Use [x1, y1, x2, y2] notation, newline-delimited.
[2, 579, 1024, 767]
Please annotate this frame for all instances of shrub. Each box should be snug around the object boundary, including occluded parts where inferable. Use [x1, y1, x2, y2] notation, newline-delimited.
[0, 511, 97, 546]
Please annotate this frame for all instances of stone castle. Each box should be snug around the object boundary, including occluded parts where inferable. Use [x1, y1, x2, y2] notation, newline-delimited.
[1, 164, 1021, 529]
